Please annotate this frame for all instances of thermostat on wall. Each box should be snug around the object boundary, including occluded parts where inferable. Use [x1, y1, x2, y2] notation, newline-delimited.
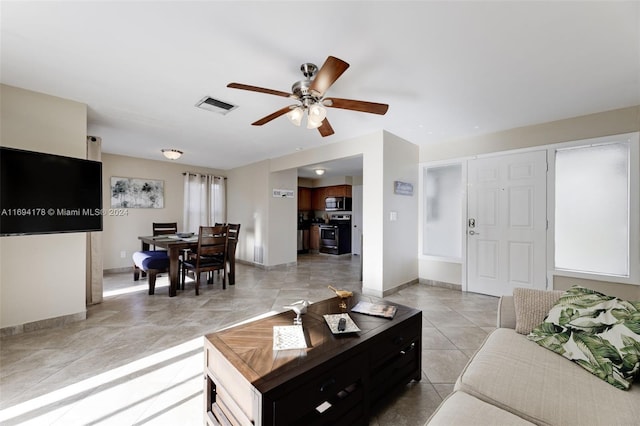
[273, 189, 294, 198]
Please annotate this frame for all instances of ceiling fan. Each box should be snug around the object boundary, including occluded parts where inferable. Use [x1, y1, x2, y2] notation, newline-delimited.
[227, 56, 389, 137]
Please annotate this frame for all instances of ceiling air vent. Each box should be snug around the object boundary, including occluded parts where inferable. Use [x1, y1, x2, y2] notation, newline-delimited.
[195, 96, 238, 115]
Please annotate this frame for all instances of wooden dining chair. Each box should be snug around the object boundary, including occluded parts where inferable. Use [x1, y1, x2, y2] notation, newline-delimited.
[226, 224, 241, 284]
[211, 223, 240, 283]
[152, 222, 177, 249]
[181, 225, 228, 295]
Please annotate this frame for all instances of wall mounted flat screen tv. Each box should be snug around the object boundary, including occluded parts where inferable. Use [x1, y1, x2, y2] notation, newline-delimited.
[0, 147, 103, 236]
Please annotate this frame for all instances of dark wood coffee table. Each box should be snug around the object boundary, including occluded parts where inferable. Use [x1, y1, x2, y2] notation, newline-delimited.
[204, 294, 422, 426]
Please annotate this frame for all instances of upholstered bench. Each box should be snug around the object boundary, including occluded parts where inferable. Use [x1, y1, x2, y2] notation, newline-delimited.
[132, 250, 170, 295]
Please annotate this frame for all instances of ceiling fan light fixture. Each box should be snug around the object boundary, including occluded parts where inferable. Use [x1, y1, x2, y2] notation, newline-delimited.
[306, 116, 323, 129]
[308, 103, 327, 121]
[314, 168, 325, 176]
[286, 107, 304, 126]
[227, 56, 387, 138]
[161, 149, 183, 160]
[306, 104, 326, 129]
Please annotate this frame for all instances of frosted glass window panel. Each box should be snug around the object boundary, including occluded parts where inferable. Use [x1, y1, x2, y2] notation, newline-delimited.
[555, 143, 629, 276]
[424, 165, 462, 258]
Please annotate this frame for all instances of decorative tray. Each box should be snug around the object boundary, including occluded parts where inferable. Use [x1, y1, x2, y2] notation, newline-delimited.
[323, 313, 361, 334]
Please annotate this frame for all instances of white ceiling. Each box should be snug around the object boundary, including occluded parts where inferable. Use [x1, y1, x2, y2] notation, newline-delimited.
[2, 1, 639, 177]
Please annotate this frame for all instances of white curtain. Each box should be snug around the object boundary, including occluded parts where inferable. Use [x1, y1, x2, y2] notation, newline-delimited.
[183, 173, 226, 233]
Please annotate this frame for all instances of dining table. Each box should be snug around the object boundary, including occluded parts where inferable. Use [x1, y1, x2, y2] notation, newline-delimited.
[138, 234, 238, 297]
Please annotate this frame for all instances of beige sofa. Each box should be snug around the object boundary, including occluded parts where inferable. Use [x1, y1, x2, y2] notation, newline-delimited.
[427, 294, 640, 425]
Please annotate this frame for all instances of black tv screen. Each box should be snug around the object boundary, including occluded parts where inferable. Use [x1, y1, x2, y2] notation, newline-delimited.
[0, 147, 103, 236]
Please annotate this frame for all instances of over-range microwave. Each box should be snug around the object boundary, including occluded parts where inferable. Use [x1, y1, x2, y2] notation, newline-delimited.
[325, 197, 352, 211]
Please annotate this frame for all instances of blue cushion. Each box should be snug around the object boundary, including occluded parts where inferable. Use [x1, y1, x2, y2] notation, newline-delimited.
[133, 250, 170, 271]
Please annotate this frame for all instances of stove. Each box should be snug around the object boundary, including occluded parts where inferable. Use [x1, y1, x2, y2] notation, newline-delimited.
[319, 215, 352, 255]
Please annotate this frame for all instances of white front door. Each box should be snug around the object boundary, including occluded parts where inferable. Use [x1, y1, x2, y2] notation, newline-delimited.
[467, 151, 547, 296]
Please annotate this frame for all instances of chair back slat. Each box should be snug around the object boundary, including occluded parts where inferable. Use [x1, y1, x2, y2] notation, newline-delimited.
[151, 222, 178, 250]
[227, 223, 241, 241]
[196, 225, 228, 263]
[153, 222, 178, 235]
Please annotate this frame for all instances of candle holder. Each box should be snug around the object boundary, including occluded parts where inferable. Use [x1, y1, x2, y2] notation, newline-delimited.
[328, 285, 352, 311]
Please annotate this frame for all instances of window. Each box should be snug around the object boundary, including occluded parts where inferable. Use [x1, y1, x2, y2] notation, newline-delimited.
[555, 142, 630, 276]
[423, 164, 462, 259]
[183, 173, 226, 233]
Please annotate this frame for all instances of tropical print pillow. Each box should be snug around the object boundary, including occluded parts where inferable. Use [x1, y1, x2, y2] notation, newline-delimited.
[527, 286, 640, 390]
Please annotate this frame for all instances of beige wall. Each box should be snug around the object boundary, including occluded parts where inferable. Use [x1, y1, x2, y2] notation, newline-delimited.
[382, 132, 419, 293]
[101, 153, 224, 270]
[227, 160, 270, 265]
[268, 169, 298, 266]
[422, 106, 640, 161]
[419, 106, 640, 299]
[0, 85, 88, 329]
[0, 86, 226, 329]
[270, 130, 420, 296]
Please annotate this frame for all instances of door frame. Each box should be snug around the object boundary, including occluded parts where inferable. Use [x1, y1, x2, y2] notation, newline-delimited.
[420, 131, 640, 294]
[421, 147, 549, 294]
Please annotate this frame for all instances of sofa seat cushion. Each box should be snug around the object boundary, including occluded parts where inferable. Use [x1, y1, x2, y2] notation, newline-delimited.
[132, 250, 170, 271]
[426, 391, 534, 425]
[455, 328, 640, 426]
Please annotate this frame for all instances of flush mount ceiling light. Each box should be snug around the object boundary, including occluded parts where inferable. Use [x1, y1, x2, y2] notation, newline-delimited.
[314, 168, 326, 176]
[161, 149, 183, 160]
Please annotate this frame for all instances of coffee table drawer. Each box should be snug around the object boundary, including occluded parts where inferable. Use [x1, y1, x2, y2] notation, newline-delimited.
[370, 340, 420, 402]
[271, 353, 366, 425]
[370, 315, 421, 367]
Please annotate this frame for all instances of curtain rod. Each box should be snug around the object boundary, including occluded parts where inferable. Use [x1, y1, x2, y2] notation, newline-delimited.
[182, 172, 227, 179]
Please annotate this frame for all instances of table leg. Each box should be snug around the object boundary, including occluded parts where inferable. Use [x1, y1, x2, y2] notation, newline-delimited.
[168, 247, 180, 297]
[141, 241, 150, 278]
[228, 241, 236, 285]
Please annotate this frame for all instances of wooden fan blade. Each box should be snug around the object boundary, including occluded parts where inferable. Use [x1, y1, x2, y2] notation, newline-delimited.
[227, 83, 294, 99]
[323, 97, 389, 115]
[251, 105, 294, 126]
[317, 118, 334, 137]
[309, 56, 350, 97]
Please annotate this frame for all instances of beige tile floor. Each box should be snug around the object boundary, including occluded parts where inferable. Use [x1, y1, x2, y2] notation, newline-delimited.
[0, 254, 497, 425]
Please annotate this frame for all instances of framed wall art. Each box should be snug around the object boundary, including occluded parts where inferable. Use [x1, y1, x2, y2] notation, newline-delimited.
[394, 180, 414, 196]
[110, 176, 164, 208]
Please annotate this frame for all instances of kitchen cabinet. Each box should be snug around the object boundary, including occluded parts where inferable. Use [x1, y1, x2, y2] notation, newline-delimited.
[311, 185, 352, 210]
[311, 187, 327, 211]
[310, 224, 320, 251]
[326, 184, 352, 198]
[298, 187, 311, 211]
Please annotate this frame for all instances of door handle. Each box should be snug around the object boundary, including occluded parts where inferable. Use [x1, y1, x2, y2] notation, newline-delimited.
[469, 230, 480, 235]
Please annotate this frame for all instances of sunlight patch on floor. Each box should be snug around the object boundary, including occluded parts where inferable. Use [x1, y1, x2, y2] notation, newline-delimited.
[103, 282, 169, 298]
[0, 338, 203, 425]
